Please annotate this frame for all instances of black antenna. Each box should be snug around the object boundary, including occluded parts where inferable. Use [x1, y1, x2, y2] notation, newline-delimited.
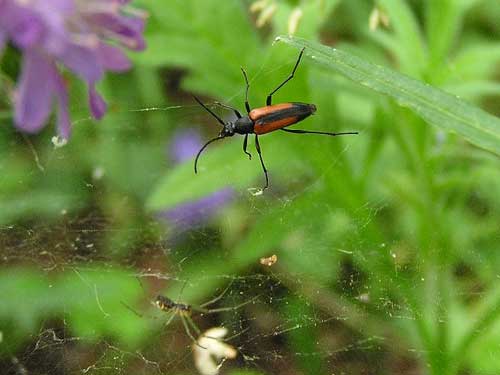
[193, 96, 226, 126]
[194, 136, 225, 173]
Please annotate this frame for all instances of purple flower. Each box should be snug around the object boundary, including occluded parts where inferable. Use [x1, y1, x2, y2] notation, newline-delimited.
[161, 130, 233, 229]
[170, 129, 204, 163]
[0, 0, 146, 139]
[163, 188, 233, 229]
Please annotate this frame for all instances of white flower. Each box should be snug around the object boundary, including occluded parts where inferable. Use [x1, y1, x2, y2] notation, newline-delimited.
[193, 327, 237, 375]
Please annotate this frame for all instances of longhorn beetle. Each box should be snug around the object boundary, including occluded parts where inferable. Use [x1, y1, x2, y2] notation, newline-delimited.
[194, 48, 358, 190]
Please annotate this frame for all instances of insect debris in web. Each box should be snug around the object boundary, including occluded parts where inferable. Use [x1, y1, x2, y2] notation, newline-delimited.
[122, 280, 259, 348]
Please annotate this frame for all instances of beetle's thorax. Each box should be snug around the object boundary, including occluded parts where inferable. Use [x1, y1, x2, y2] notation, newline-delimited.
[233, 116, 254, 134]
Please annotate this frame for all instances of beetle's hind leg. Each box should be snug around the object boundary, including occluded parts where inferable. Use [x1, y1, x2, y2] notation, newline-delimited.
[280, 128, 359, 136]
[241, 68, 251, 113]
[266, 47, 305, 106]
[243, 134, 252, 160]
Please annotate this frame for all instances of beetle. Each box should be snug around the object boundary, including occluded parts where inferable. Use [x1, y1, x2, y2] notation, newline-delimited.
[194, 48, 358, 190]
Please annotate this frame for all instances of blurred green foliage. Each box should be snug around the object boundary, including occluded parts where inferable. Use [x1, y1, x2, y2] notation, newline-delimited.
[0, 267, 150, 350]
[1, 0, 499, 374]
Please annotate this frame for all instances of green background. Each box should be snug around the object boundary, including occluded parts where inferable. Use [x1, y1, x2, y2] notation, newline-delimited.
[1, 1, 500, 374]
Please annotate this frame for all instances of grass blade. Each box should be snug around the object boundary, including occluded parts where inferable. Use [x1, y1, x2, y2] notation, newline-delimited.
[276, 36, 500, 155]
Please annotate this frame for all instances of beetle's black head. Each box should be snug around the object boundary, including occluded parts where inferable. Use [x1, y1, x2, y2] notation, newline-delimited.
[219, 122, 235, 137]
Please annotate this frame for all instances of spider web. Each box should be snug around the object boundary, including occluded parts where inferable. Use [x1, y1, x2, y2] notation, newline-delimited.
[0, 197, 395, 375]
[0, 139, 405, 375]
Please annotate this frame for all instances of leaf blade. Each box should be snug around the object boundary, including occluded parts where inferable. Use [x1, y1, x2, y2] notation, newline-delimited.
[277, 36, 500, 155]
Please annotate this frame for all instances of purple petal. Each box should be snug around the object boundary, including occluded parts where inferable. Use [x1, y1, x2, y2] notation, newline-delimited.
[12, 18, 43, 48]
[163, 188, 234, 229]
[14, 51, 55, 133]
[58, 44, 103, 83]
[52, 70, 71, 139]
[88, 85, 107, 119]
[1, 3, 44, 48]
[2, 0, 148, 137]
[90, 14, 146, 50]
[37, 0, 75, 15]
[97, 43, 131, 71]
[27, 0, 74, 55]
[170, 130, 203, 163]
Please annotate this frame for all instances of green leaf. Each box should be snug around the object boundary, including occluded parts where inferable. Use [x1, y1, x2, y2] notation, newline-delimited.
[0, 191, 80, 225]
[0, 267, 151, 349]
[468, 318, 500, 374]
[0, 269, 52, 334]
[425, 0, 463, 67]
[451, 43, 500, 81]
[58, 269, 151, 346]
[443, 81, 500, 100]
[377, 0, 427, 76]
[284, 297, 322, 375]
[277, 36, 500, 155]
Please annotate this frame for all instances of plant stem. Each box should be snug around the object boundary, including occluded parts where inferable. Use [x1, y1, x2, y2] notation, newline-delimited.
[448, 286, 500, 374]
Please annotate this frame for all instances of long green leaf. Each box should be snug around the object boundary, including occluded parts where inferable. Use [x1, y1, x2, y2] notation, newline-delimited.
[277, 36, 500, 155]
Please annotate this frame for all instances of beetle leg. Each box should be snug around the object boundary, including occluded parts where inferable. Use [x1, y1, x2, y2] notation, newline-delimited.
[214, 101, 242, 118]
[280, 128, 359, 136]
[266, 47, 305, 106]
[243, 134, 252, 160]
[255, 135, 269, 190]
[241, 68, 251, 113]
